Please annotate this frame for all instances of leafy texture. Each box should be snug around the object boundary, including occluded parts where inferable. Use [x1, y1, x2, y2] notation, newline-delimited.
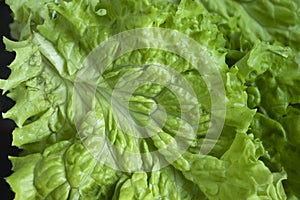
[180, 133, 286, 199]
[2, 0, 300, 199]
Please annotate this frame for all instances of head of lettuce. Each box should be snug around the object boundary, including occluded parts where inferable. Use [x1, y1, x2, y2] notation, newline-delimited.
[1, 0, 300, 199]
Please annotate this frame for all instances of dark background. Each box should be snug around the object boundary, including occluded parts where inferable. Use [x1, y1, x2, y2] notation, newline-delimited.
[0, 2, 20, 199]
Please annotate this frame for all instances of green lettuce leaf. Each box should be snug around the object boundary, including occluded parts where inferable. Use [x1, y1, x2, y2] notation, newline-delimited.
[2, 0, 300, 199]
[199, 0, 300, 51]
[235, 39, 300, 198]
[112, 167, 205, 200]
[179, 132, 287, 199]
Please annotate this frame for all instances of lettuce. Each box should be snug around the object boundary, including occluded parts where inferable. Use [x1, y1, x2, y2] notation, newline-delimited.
[1, 0, 300, 199]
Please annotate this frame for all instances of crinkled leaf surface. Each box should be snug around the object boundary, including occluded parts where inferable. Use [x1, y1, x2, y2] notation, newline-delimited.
[2, 0, 300, 199]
